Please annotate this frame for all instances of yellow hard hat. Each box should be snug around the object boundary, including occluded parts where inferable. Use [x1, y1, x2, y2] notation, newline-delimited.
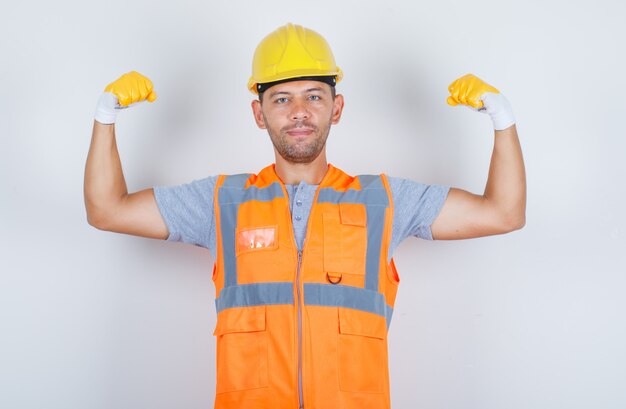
[248, 23, 343, 94]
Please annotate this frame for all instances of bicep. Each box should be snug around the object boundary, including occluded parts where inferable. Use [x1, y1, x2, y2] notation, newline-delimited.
[101, 188, 169, 239]
[430, 188, 509, 240]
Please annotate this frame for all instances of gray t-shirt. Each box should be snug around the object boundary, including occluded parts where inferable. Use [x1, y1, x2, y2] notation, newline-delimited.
[154, 175, 449, 263]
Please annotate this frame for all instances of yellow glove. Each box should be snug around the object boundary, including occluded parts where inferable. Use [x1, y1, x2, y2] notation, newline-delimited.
[104, 71, 157, 107]
[94, 71, 157, 124]
[446, 74, 515, 130]
[446, 73, 498, 109]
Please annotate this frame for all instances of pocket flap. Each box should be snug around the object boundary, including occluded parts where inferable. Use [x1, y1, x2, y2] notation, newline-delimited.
[339, 203, 367, 227]
[213, 305, 266, 336]
[338, 308, 386, 340]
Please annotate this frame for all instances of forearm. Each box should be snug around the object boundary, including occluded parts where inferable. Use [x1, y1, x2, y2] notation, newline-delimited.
[483, 124, 526, 228]
[83, 121, 129, 226]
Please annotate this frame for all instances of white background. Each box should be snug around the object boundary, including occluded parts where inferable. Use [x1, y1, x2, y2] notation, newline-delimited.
[2, 0, 625, 408]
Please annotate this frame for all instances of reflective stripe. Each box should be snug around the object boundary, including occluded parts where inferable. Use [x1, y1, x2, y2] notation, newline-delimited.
[218, 175, 248, 287]
[220, 201, 239, 287]
[365, 205, 385, 292]
[221, 173, 250, 188]
[356, 174, 380, 189]
[215, 282, 294, 312]
[304, 283, 394, 329]
[218, 181, 285, 205]
[316, 186, 389, 208]
[215, 282, 394, 329]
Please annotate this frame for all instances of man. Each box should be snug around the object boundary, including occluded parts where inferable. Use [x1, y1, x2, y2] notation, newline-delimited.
[85, 23, 525, 409]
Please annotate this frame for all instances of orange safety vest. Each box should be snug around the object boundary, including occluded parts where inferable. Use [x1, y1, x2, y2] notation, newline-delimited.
[212, 164, 399, 409]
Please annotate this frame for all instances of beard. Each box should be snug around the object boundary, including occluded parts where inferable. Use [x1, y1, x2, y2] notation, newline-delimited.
[264, 117, 331, 164]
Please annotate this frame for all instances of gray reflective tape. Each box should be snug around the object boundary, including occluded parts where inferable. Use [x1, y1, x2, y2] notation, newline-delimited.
[215, 282, 394, 329]
[221, 173, 250, 188]
[317, 174, 388, 206]
[220, 203, 239, 287]
[218, 175, 250, 287]
[365, 205, 386, 291]
[215, 282, 294, 312]
[316, 186, 389, 206]
[304, 283, 394, 329]
[356, 174, 380, 189]
[218, 182, 284, 205]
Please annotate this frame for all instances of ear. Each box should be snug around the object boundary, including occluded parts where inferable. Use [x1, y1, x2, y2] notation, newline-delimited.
[251, 99, 266, 129]
[331, 94, 344, 125]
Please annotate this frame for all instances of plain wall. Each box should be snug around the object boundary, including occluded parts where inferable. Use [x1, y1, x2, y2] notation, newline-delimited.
[1, 0, 625, 408]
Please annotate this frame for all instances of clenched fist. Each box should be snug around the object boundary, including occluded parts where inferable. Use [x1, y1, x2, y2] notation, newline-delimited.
[94, 71, 157, 125]
[446, 74, 515, 131]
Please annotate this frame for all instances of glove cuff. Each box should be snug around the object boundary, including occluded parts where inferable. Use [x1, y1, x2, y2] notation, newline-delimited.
[482, 92, 516, 131]
[94, 92, 119, 125]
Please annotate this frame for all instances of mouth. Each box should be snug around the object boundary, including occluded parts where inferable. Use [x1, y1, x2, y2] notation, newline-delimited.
[286, 128, 314, 137]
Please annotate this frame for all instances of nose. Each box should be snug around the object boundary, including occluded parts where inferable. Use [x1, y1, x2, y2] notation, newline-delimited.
[290, 99, 309, 121]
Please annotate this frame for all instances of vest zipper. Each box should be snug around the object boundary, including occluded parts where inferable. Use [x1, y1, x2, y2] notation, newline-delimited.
[286, 172, 332, 408]
[296, 250, 304, 409]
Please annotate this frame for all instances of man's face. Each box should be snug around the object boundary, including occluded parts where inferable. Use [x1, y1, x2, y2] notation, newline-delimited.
[251, 80, 344, 164]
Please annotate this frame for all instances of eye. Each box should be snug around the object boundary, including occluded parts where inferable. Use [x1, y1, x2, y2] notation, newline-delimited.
[308, 95, 321, 101]
[274, 97, 289, 104]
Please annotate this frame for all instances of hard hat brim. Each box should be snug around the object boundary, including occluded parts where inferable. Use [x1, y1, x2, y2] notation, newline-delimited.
[248, 67, 343, 94]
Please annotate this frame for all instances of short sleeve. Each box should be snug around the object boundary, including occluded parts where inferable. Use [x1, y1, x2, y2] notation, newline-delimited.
[153, 176, 218, 257]
[388, 176, 450, 258]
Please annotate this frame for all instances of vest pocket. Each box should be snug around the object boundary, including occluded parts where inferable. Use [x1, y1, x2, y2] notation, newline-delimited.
[213, 306, 268, 393]
[337, 308, 386, 393]
[323, 204, 367, 276]
[236, 226, 278, 255]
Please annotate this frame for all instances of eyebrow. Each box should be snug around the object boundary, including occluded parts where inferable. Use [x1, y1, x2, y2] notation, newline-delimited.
[268, 87, 326, 98]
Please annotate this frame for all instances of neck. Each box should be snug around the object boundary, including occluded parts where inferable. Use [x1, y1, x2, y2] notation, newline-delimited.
[274, 151, 329, 185]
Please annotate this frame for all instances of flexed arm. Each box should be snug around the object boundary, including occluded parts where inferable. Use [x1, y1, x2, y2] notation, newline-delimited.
[84, 71, 168, 239]
[431, 74, 526, 240]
